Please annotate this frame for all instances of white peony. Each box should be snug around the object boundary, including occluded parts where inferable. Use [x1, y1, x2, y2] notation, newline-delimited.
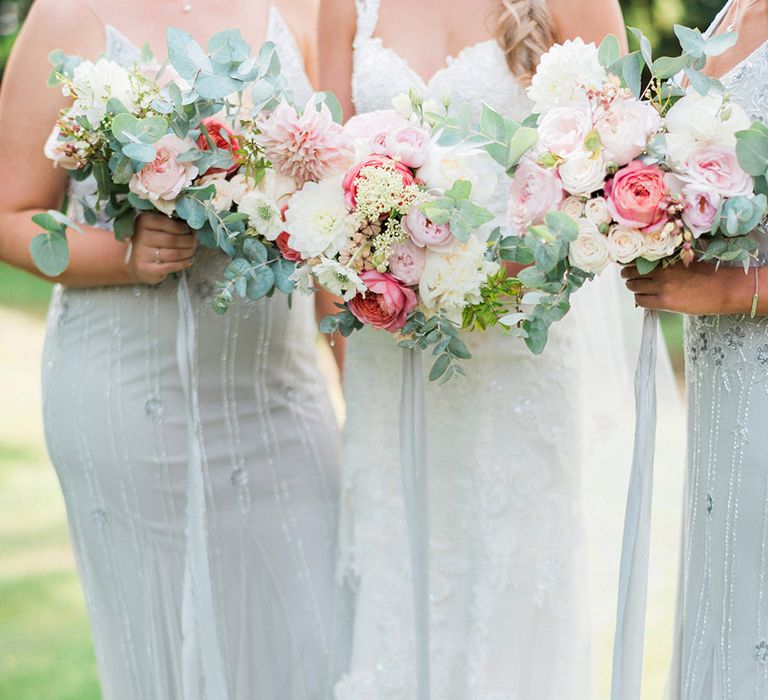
[69, 58, 136, 126]
[583, 196, 612, 226]
[238, 191, 283, 240]
[568, 219, 611, 274]
[559, 153, 607, 196]
[312, 257, 366, 300]
[418, 142, 499, 205]
[418, 235, 499, 323]
[200, 173, 234, 213]
[664, 90, 751, 164]
[606, 225, 645, 263]
[527, 38, 607, 113]
[595, 95, 662, 166]
[561, 195, 585, 219]
[643, 223, 682, 261]
[537, 102, 595, 159]
[284, 177, 357, 259]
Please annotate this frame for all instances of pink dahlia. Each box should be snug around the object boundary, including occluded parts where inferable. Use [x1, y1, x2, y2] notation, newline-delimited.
[257, 98, 353, 186]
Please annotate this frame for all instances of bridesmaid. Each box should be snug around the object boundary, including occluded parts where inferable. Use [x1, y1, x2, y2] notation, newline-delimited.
[0, 0, 349, 698]
[624, 2, 768, 697]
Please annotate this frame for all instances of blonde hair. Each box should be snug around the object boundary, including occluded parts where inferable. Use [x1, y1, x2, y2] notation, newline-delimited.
[495, 0, 556, 83]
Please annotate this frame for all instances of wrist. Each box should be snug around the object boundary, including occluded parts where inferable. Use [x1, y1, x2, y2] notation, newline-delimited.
[721, 267, 755, 315]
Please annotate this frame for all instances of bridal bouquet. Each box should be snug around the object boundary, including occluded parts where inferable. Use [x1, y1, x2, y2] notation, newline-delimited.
[34, 28, 317, 307]
[499, 27, 768, 352]
[286, 96, 532, 381]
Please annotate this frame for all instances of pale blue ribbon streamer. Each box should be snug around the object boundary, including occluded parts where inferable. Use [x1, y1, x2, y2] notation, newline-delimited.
[177, 274, 230, 700]
[611, 309, 659, 700]
[400, 348, 431, 700]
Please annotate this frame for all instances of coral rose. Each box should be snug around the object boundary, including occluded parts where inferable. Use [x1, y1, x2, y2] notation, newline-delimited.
[348, 271, 417, 332]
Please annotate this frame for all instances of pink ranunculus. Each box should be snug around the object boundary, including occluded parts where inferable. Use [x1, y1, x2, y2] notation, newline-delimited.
[681, 183, 721, 238]
[388, 240, 426, 285]
[348, 270, 417, 332]
[506, 160, 565, 235]
[342, 155, 417, 209]
[377, 125, 431, 168]
[594, 95, 661, 166]
[605, 160, 669, 233]
[403, 207, 454, 250]
[536, 103, 594, 159]
[129, 134, 198, 215]
[680, 145, 753, 197]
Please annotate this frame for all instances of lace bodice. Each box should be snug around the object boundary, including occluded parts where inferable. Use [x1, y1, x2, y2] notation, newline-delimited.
[352, 0, 530, 121]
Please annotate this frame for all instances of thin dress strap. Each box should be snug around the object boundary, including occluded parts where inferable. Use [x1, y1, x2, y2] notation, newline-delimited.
[80, 0, 107, 25]
[353, 0, 382, 47]
[705, 0, 736, 38]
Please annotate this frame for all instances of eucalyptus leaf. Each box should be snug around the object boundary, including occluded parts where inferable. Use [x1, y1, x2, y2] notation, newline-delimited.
[652, 54, 691, 80]
[123, 142, 157, 163]
[598, 33, 621, 67]
[245, 265, 276, 300]
[30, 231, 70, 277]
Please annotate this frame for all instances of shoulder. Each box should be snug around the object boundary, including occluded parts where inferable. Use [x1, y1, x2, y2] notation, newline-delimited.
[272, 0, 318, 47]
[546, 0, 626, 46]
[16, 0, 106, 61]
[317, 0, 357, 35]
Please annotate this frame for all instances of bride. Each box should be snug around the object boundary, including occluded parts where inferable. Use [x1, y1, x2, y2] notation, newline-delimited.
[318, 0, 637, 698]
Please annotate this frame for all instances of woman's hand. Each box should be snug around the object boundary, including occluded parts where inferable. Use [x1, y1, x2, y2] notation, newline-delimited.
[621, 261, 755, 315]
[126, 214, 197, 286]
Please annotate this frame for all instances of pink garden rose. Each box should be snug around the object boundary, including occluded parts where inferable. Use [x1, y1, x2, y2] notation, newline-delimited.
[388, 240, 426, 285]
[594, 95, 661, 166]
[680, 145, 753, 197]
[373, 124, 431, 168]
[680, 183, 720, 238]
[507, 160, 565, 235]
[536, 103, 594, 158]
[605, 161, 669, 232]
[343, 110, 409, 143]
[275, 231, 303, 262]
[129, 134, 199, 216]
[342, 155, 417, 209]
[403, 207, 454, 250]
[348, 271, 417, 331]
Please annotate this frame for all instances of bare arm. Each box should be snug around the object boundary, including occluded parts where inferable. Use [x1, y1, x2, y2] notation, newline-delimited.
[547, 0, 628, 51]
[317, 0, 356, 119]
[0, 0, 194, 287]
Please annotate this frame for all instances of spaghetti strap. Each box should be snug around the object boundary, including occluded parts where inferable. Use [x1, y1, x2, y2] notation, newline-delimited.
[80, 0, 107, 25]
[705, 0, 736, 38]
[353, 0, 382, 47]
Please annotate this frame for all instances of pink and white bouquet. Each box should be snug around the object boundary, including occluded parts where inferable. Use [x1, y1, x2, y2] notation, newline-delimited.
[498, 27, 768, 352]
[286, 96, 523, 381]
[34, 29, 337, 309]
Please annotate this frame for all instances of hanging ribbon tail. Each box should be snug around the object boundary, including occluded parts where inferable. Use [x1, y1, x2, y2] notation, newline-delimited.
[611, 308, 659, 700]
[400, 348, 431, 700]
[176, 274, 229, 700]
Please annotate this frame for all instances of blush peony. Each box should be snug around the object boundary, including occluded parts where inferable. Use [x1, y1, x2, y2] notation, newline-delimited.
[507, 160, 565, 235]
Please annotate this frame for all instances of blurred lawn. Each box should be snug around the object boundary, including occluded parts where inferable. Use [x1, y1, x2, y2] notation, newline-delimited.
[0, 263, 686, 699]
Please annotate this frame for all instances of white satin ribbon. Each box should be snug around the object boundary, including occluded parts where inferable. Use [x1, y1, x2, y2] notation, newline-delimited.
[400, 348, 431, 700]
[611, 309, 659, 700]
[177, 273, 230, 700]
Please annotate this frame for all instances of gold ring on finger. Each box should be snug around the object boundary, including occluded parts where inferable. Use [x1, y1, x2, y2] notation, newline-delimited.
[155, 248, 162, 264]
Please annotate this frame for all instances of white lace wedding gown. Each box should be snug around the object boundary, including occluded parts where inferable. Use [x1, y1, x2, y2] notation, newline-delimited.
[41, 7, 349, 699]
[334, 2, 642, 698]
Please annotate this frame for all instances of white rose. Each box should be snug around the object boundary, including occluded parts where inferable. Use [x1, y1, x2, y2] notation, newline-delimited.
[537, 103, 595, 159]
[643, 222, 682, 261]
[229, 173, 256, 204]
[606, 225, 645, 264]
[418, 235, 499, 323]
[312, 257, 366, 300]
[559, 153, 606, 196]
[418, 142, 499, 204]
[258, 169, 298, 204]
[664, 90, 751, 164]
[594, 95, 661, 166]
[284, 177, 358, 258]
[200, 173, 234, 213]
[238, 191, 283, 240]
[560, 196, 585, 219]
[568, 219, 611, 274]
[527, 38, 607, 113]
[583, 196, 612, 226]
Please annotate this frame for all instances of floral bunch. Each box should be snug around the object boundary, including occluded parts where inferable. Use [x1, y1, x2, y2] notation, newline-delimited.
[35, 28, 343, 310]
[285, 95, 526, 381]
[498, 27, 768, 352]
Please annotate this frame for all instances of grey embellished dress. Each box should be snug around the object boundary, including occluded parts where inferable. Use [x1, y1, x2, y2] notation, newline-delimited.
[40, 11, 349, 700]
[670, 9, 768, 698]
